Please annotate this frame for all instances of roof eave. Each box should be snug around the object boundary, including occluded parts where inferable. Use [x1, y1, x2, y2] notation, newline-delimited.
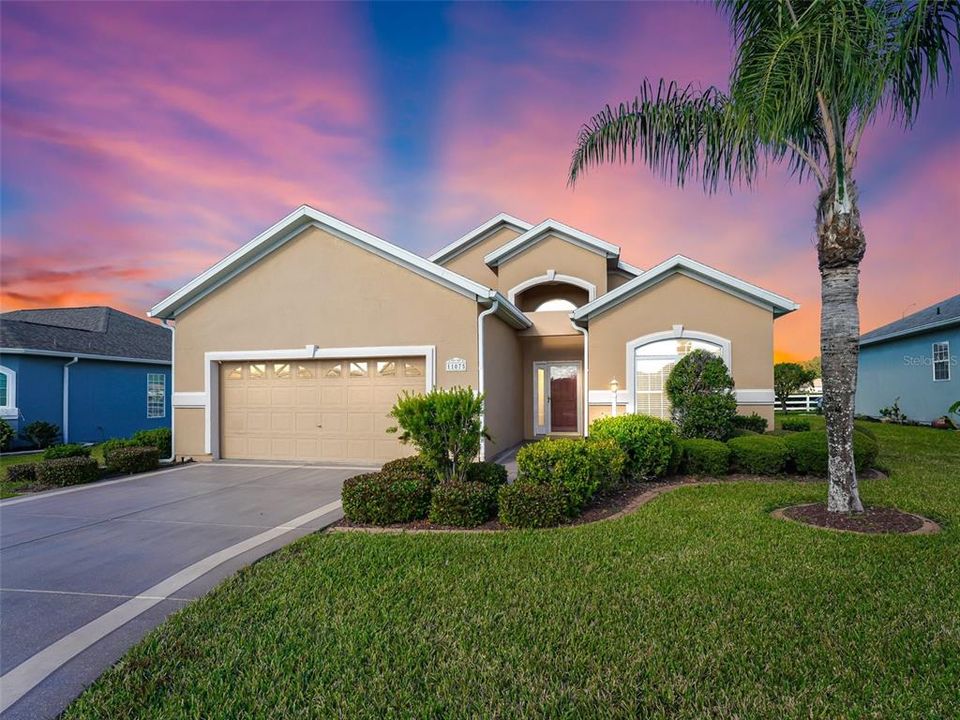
[427, 213, 533, 265]
[860, 316, 960, 346]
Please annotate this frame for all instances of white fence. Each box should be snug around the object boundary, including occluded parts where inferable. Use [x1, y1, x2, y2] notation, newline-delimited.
[781, 393, 822, 412]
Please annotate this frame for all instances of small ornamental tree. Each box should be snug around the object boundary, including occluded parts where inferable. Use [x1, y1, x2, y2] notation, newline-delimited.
[665, 349, 737, 440]
[388, 387, 489, 483]
[774, 363, 817, 411]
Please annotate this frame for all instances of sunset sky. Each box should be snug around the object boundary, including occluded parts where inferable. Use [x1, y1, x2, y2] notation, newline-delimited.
[2, 1, 958, 361]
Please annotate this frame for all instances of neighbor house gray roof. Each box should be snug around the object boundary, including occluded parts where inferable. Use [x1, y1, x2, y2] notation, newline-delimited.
[0, 307, 171, 362]
[860, 294, 960, 346]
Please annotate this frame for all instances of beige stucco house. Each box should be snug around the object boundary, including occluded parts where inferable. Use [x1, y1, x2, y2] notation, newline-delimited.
[150, 205, 797, 463]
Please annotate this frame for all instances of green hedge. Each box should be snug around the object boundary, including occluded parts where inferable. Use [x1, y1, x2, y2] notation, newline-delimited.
[517, 439, 596, 515]
[7, 462, 38, 484]
[106, 446, 161, 474]
[732, 413, 769, 434]
[465, 461, 508, 488]
[429, 481, 497, 527]
[780, 417, 811, 432]
[680, 439, 730, 476]
[589, 414, 678, 480]
[497, 482, 568, 529]
[587, 438, 627, 491]
[727, 435, 788, 475]
[341, 471, 432, 525]
[381, 454, 433, 481]
[35, 457, 100, 487]
[43, 443, 91, 460]
[784, 430, 879, 476]
[131, 428, 172, 457]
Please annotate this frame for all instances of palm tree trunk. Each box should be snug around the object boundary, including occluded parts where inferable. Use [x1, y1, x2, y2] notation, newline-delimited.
[818, 183, 866, 513]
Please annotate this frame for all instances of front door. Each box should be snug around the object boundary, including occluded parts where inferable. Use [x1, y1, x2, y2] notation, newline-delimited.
[533, 361, 581, 435]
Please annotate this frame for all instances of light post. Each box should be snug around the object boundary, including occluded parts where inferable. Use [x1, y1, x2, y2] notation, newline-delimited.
[609, 378, 619, 417]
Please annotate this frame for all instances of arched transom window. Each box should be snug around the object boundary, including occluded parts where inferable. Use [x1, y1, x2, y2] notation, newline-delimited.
[632, 337, 725, 419]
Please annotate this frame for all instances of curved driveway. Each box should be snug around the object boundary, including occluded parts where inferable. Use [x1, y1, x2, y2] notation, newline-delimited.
[0, 462, 358, 719]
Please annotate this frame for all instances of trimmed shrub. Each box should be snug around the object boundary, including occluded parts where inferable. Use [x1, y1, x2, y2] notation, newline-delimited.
[727, 435, 788, 475]
[7, 462, 38, 484]
[0, 418, 13, 451]
[20, 420, 60, 449]
[105, 446, 160, 474]
[732, 413, 769, 434]
[465, 461, 508, 489]
[498, 482, 567, 529]
[781, 417, 811, 432]
[666, 349, 738, 440]
[36, 457, 100, 487]
[784, 430, 879, 476]
[131, 428, 172, 457]
[517, 439, 596, 515]
[429, 480, 497, 527]
[589, 414, 679, 480]
[388, 387, 487, 482]
[680, 438, 730, 476]
[341, 471, 432, 525]
[100, 438, 136, 460]
[730, 428, 760, 437]
[586, 438, 627, 491]
[43, 443, 91, 460]
[381, 454, 433, 481]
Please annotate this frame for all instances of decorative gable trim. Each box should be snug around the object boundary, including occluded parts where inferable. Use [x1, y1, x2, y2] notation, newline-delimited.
[428, 213, 533, 265]
[483, 219, 620, 268]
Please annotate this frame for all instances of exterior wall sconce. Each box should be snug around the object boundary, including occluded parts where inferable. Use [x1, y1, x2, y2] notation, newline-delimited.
[609, 378, 619, 416]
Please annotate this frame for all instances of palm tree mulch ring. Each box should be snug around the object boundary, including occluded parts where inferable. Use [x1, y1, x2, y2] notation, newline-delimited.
[773, 503, 940, 535]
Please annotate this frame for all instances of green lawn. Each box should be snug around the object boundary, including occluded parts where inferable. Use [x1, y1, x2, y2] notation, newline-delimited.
[66, 420, 960, 719]
[0, 444, 107, 498]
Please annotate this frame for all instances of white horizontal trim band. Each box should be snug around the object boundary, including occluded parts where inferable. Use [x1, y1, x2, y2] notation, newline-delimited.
[173, 392, 206, 408]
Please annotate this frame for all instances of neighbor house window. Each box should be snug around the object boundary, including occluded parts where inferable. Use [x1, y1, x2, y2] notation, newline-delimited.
[0, 372, 8, 407]
[933, 342, 951, 381]
[147, 373, 166, 419]
[0, 365, 15, 418]
[633, 338, 723, 419]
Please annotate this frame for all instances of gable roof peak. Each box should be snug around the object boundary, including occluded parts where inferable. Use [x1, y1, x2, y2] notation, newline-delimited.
[428, 213, 532, 265]
[483, 218, 621, 268]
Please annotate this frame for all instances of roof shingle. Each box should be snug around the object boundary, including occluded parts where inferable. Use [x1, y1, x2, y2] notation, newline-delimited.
[859, 294, 960, 345]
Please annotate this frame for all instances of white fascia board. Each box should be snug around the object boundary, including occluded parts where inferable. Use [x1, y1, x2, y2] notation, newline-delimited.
[0, 348, 171, 365]
[616, 259, 643, 276]
[483, 219, 621, 267]
[149, 205, 497, 319]
[573, 255, 799, 320]
[428, 213, 533, 264]
[485, 291, 533, 329]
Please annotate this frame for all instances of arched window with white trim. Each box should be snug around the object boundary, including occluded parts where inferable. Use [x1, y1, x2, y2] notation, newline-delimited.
[626, 331, 731, 419]
[0, 365, 18, 420]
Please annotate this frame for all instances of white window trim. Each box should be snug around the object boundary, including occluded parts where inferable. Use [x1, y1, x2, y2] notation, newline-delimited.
[147, 373, 167, 419]
[507, 271, 597, 304]
[0, 365, 17, 420]
[198, 345, 436, 458]
[532, 360, 583, 436]
[932, 341, 951, 382]
[624, 327, 732, 414]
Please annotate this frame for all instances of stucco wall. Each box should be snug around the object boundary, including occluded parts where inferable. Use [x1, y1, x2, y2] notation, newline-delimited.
[440, 226, 522, 289]
[587, 273, 775, 420]
[173, 225, 481, 457]
[497, 235, 609, 300]
[482, 314, 524, 457]
[856, 326, 959, 422]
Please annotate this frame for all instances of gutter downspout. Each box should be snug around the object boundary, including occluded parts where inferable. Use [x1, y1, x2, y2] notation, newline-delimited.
[161, 320, 175, 463]
[570, 318, 589, 437]
[62, 357, 79, 443]
[477, 298, 500, 461]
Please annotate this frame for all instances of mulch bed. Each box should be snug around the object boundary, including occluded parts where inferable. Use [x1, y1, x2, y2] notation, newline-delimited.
[777, 502, 938, 535]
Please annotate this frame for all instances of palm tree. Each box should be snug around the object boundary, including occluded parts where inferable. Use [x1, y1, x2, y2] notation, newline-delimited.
[569, 0, 958, 513]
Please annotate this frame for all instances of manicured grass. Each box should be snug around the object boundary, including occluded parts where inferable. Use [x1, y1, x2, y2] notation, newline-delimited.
[0, 445, 107, 498]
[66, 422, 960, 719]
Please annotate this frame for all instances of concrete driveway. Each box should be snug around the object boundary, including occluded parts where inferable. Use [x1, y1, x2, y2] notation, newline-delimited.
[0, 462, 361, 719]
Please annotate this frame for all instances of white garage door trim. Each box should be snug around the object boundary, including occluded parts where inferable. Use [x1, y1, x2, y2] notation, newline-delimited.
[197, 345, 436, 458]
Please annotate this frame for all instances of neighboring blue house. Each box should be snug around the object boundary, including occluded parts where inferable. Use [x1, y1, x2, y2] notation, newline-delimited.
[856, 294, 959, 424]
[0, 307, 171, 446]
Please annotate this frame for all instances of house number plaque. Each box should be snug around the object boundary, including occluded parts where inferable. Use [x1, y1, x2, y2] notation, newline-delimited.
[445, 357, 467, 372]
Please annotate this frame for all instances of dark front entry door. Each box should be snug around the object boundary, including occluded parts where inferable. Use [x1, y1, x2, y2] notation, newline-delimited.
[549, 365, 579, 433]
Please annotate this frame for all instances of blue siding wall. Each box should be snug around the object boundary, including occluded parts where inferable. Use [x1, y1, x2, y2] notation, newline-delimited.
[856, 327, 959, 423]
[0, 354, 171, 446]
[68, 360, 171, 443]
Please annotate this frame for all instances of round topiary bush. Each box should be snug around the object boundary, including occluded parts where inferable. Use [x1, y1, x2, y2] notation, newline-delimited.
[341, 471, 432, 525]
[429, 480, 497, 527]
[727, 435, 788, 475]
[497, 482, 568, 529]
[35, 457, 100, 487]
[589, 414, 679, 480]
[464, 461, 508, 488]
[665, 349, 738, 440]
[784, 430, 879, 476]
[781, 417, 812, 432]
[517, 438, 597, 515]
[680, 438, 730, 476]
[105, 446, 160, 474]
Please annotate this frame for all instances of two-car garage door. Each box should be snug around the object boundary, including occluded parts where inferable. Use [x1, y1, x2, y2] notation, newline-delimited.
[220, 357, 425, 462]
